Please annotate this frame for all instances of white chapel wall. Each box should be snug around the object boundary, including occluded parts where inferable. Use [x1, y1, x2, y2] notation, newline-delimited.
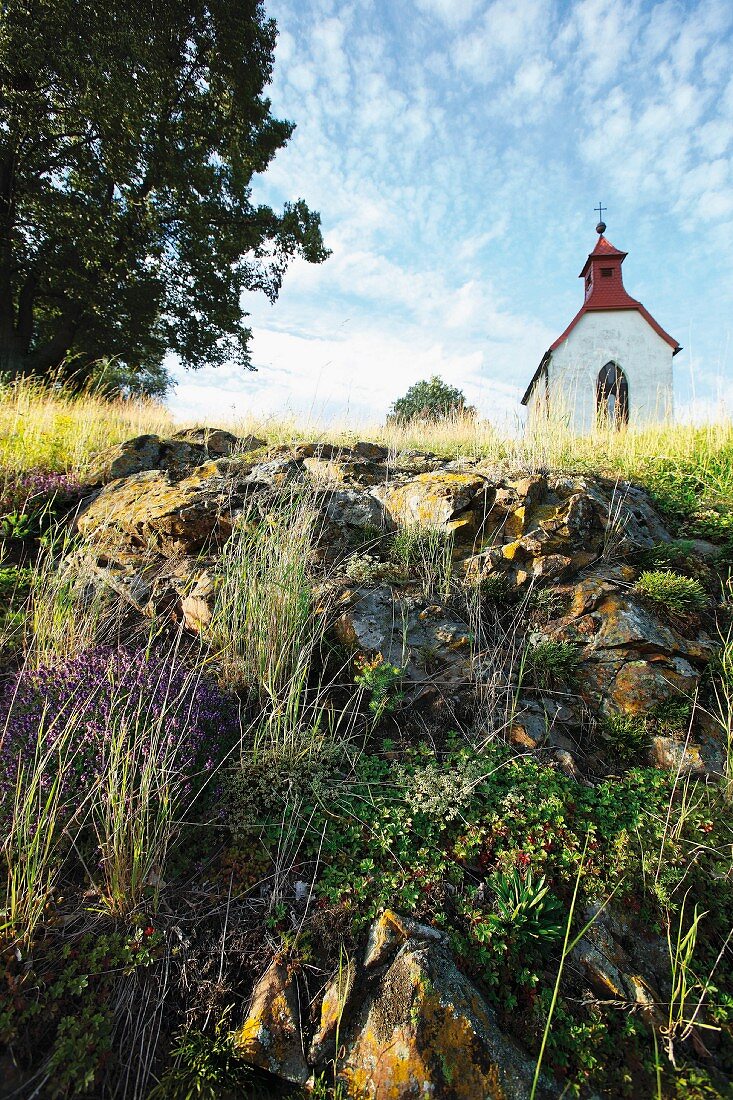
[547, 310, 674, 432]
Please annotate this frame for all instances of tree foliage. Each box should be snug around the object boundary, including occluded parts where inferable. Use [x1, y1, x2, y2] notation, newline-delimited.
[0, 0, 328, 392]
[388, 375, 474, 423]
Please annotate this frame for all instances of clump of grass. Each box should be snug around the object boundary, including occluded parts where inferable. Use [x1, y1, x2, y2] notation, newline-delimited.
[208, 492, 321, 703]
[390, 522, 453, 600]
[521, 638, 579, 690]
[599, 712, 651, 765]
[477, 573, 516, 605]
[526, 587, 567, 620]
[488, 869, 564, 946]
[27, 528, 121, 668]
[634, 570, 707, 615]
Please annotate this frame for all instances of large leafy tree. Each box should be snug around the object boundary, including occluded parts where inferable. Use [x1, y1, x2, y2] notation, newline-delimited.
[0, 0, 328, 391]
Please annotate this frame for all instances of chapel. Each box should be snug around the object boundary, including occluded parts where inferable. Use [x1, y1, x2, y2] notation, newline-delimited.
[521, 214, 681, 431]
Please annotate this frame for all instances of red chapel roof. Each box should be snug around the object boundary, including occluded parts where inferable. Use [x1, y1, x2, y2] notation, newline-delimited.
[550, 234, 680, 353]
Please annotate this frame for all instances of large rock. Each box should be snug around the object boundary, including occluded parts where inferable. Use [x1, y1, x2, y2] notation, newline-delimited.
[464, 474, 668, 585]
[548, 573, 716, 718]
[76, 460, 255, 554]
[377, 471, 492, 538]
[235, 959, 309, 1085]
[234, 911, 548, 1099]
[334, 585, 472, 691]
[171, 426, 264, 456]
[337, 912, 547, 1100]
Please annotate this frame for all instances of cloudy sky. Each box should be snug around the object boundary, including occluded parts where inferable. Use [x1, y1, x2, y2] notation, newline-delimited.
[169, 0, 733, 429]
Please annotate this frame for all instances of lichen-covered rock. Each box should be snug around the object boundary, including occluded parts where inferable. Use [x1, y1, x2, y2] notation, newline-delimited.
[171, 426, 264, 456]
[377, 471, 492, 536]
[334, 585, 472, 690]
[304, 456, 384, 487]
[464, 474, 667, 586]
[76, 462, 252, 554]
[337, 911, 548, 1100]
[547, 573, 716, 721]
[234, 959, 309, 1085]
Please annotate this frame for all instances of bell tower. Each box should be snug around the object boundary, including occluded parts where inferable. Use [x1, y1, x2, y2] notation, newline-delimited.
[522, 208, 681, 432]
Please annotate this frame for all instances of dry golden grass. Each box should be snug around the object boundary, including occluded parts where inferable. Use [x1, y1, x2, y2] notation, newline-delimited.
[0, 377, 172, 476]
[1, 377, 730, 510]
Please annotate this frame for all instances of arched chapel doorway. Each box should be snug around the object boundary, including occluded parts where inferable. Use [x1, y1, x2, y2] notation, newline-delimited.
[596, 361, 628, 428]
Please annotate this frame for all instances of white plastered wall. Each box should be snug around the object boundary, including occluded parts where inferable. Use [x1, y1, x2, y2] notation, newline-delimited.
[544, 310, 675, 432]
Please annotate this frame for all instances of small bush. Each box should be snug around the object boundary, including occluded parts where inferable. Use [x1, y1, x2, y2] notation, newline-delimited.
[343, 552, 392, 585]
[401, 754, 485, 822]
[522, 638, 579, 689]
[634, 570, 707, 614]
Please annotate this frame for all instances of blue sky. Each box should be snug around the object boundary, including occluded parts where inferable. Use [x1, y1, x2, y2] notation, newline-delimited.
[169, 0, 733, 428]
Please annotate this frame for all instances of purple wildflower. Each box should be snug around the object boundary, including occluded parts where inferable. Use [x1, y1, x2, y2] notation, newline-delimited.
[0, 646, 238, 823]
[0, 470, 83, 516]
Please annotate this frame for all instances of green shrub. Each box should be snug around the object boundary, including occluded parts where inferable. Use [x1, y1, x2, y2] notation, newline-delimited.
[522, 638, 579, 689]
[634, 570, 707, 614]
[149, 1016, 271, 1100]
[387, 375, 474, 423]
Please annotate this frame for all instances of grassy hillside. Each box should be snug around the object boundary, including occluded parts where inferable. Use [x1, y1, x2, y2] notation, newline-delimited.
[1, 380, 732, 1100]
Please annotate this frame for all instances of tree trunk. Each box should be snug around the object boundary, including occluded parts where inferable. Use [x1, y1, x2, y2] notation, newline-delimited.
[0, 333, 29, 380]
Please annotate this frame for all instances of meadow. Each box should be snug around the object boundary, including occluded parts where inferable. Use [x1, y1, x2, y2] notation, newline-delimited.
[1, 376, 732, 1100]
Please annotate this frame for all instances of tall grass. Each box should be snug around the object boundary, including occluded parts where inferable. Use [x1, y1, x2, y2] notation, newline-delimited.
[1, 718, 73, 944]
[0, 375, 171, 476]
[208, 492, 322, 707]
[28, 529, 120, 668]
[0, 645, 225, 938]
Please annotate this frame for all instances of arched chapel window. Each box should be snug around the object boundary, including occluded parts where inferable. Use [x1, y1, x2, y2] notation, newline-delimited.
[596, 361, 628, 428]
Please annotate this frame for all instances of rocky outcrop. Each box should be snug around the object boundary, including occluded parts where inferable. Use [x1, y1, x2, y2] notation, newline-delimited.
[235, 911, 550, 1099]
[86, 429, 264, 484]
[73, 431, 725, 777]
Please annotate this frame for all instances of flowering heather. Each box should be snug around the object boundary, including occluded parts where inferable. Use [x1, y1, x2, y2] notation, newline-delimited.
[0, 646, 238, 821]
[0, 469, 83, 516]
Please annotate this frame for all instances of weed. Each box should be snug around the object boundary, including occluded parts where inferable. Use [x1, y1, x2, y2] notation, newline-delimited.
[354, 653, 405, 722]
[599, 712, 651, 765]
[487, 869, 564, 946]
[149, 1013, 269, 1100]
[526, 587, 567, 620]
[635, 570, 707, 614]
[0, 507, 47, 539]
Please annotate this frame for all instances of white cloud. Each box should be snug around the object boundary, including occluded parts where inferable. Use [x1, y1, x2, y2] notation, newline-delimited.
[171, 0, 733, 428]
